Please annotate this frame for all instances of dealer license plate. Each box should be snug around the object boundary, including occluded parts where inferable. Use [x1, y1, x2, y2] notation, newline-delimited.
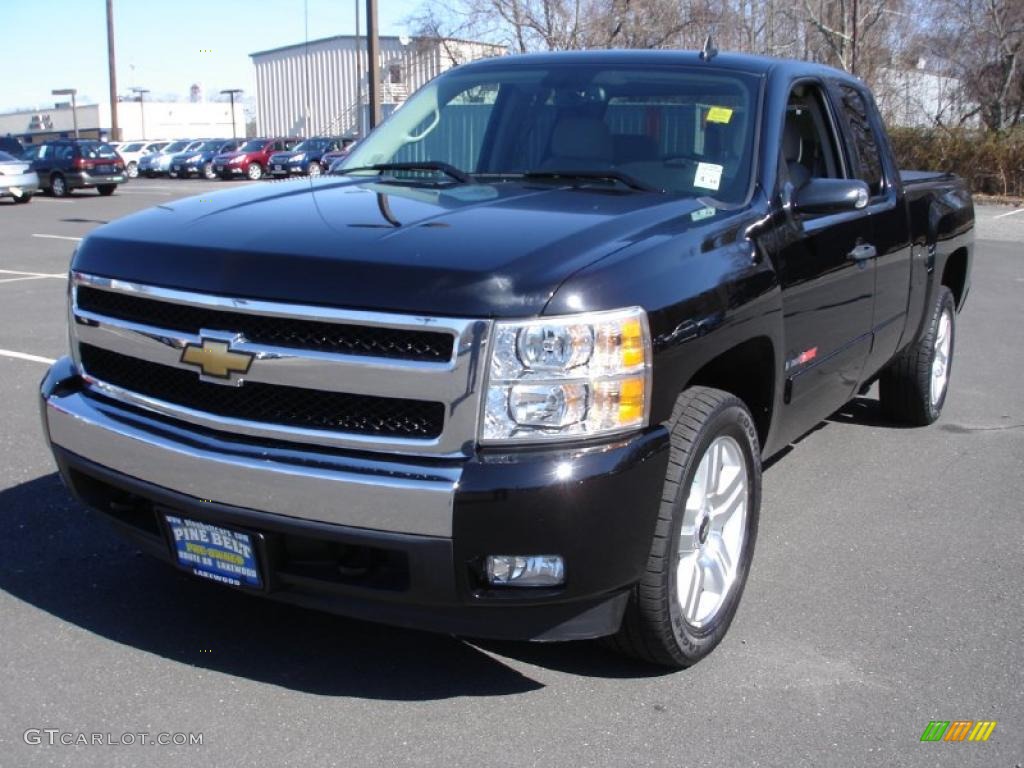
[97, 164, 113, 174]
[274, 164, 283, 171]
[214, 165, 223, 172]
[165, 515, 262, 588]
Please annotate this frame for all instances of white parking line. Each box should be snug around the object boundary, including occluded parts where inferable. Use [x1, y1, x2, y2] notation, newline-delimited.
[994, 208, 1024, 219]
[0, 269, 67, 279]
[0, 276, 52, 285]
[32, 234, 82, 242]
[0, 348, 55, 365]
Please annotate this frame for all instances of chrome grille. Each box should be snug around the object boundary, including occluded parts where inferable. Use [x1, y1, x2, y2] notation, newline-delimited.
[70, 273, 490, 457]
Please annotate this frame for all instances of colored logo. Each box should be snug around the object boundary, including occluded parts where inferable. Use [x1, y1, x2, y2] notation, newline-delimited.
[180, 337, 253, 382]
[920, 720, 996, 742]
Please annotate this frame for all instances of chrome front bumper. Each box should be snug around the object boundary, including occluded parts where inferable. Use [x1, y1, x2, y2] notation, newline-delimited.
[41, 357, 462, 537]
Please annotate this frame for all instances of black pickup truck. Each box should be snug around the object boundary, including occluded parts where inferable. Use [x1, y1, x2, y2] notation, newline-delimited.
[40, 51, 973, 668]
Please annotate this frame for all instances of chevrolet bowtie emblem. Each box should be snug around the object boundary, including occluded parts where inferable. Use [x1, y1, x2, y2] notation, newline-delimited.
[180, 338, 254, 380]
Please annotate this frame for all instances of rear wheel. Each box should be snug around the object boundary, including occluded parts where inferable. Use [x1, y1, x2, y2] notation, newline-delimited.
[97, 184, 116, 196]
[879, 286, 956, 425]
[608, 387, 761, 668]
[246, 162, 263, 181]
[50, 174, 68, 197]
[12, 191, 32, 204]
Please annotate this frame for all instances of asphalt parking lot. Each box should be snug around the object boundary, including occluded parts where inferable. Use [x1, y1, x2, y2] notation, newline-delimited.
[0, 180, 1021, 768]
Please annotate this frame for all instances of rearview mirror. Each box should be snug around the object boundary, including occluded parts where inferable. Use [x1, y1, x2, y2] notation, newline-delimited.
[793, 178, 869, 215]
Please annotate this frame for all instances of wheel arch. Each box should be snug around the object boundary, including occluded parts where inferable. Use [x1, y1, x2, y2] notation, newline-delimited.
[682, 335, 775, 451]
[941, 246, 969, 311]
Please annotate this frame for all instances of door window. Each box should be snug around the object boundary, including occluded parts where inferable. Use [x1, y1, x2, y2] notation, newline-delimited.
[781, 83, 844, 191]
[836, 85, 884, 196]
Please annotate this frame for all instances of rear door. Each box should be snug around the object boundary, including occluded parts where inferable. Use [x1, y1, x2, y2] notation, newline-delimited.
[831, 82, 912, 375]
[771, 80, 875, 437]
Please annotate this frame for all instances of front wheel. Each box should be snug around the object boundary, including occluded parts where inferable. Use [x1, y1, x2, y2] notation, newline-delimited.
[246, 162, 263, 181]
[307, 162, 321, 178]
[879, 286, 956, 425]
[608, 387, 761, 668]
[203, 162, 217, 180]
[126, 161, 138, 179]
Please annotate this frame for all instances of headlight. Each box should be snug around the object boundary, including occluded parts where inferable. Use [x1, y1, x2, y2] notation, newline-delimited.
[292, 153, 306, 162]
[481, 307, 651, 444]
[229, 155, 244, 164]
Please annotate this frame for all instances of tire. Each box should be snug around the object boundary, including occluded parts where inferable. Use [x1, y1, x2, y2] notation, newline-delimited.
[126, 161, 138, 179]
[307, 162, 321, 178]
[203, 162, 217, 180]
[608, 387, 761, 668]
[246, 162, 263, 181]
[879, 286, 956, 426]
[50, 173, 69, 197]
[97, 184, 116, 196]
[12, 190, 32, 204]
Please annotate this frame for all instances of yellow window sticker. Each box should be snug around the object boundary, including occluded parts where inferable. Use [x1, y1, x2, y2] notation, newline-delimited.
[706, 106, 733, 124]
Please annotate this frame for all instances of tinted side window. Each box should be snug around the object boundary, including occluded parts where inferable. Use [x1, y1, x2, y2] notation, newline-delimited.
[837, 85, 884, 195]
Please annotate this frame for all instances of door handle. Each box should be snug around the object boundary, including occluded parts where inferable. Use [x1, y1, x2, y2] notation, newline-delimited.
[847, 243, 877, 262]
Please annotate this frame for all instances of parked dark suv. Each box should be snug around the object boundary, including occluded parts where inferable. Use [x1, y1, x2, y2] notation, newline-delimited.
[25, 140, 126, 197]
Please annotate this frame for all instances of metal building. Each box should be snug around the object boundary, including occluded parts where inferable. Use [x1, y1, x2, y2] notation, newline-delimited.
[250, 35, 505, 138]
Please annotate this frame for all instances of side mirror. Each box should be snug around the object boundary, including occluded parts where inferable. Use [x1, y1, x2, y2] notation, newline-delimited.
[793, 178, 869, 215]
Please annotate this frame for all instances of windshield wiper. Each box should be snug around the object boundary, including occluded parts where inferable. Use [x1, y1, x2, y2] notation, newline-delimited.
[523, 169, 659, 192]
[335, 161, 474, 184]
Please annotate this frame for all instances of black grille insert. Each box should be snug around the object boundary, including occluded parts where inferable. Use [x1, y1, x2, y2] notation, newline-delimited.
[76, 285, 455, 363]
[79, 344, 445, 439]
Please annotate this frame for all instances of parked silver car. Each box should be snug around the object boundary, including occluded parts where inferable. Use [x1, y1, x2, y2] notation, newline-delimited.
[137, 140, 197, 177]
[0, 150, 39, 204]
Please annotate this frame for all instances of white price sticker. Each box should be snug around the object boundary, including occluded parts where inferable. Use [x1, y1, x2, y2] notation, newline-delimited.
[694, 162, 723, 191]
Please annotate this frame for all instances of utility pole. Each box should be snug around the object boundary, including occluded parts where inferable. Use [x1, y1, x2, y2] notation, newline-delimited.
[220, 89, 243, 139]
[366, 0, 381, 129]
[106, 0, 120, 141]
[131, 87, 149, 139]
[354, 0, 363, 136]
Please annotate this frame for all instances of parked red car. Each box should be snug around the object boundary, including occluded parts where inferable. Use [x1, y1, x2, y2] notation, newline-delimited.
[212, 137, 299, 181]
[318, 137, 359, 173]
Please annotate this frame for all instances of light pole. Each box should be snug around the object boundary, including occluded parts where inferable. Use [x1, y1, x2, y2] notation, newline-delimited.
[131, 87, 149, 139]
[51, 88, 79, 139]
[220, 88, 243, 140]
[106, 0, 120, 141]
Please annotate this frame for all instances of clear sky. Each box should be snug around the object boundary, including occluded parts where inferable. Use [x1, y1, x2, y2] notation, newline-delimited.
[1, 0, 422, 113]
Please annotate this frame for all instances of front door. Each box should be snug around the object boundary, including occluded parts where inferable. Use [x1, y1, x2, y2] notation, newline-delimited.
[770, 81, 875, 442]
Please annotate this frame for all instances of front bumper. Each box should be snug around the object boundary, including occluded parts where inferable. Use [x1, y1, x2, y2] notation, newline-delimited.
[1, 171, 40, 197]
[40, 357, 670, 641]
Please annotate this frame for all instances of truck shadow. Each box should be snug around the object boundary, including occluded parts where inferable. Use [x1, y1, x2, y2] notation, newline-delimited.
[0, 474, 666, 700]
[826, 396, 914, 429]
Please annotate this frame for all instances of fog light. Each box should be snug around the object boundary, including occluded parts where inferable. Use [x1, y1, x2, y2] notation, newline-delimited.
[485, 555, 565, 587]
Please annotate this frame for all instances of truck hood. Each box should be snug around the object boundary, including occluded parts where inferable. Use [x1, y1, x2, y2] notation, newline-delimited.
[73, 176, 712, 317]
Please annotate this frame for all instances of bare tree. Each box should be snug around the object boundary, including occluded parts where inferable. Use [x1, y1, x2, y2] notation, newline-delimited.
[922, 0, 1024, 130]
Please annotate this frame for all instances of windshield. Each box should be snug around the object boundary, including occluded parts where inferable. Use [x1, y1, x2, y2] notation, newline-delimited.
[80, 142, 118, 159]
[293, 139, 329, 152]
[0, 151, 17, 162]
[121, 142, 144, 152]
[239, 140, 266, 152]
[183, 141, 203, 151]
[197, 140, 225, 151]
[344, 64, 761, 201]
[163, 141, 190, 153]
